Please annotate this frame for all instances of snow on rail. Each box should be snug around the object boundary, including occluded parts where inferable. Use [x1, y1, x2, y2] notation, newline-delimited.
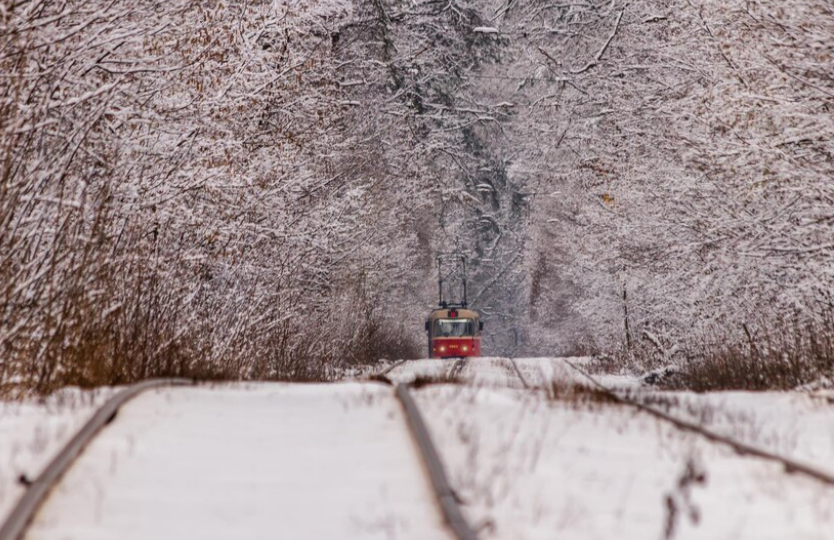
[20, 383, 452, 540]
[413, 383, 834, 540]
[385, 357, 535, 389]
[396, 384, 480, 540]
[563, 359, 834, 487]
[0, 379, 190, 540]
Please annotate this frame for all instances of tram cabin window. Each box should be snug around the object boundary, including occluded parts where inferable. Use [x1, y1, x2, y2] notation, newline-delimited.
[433, 318, 476, 337]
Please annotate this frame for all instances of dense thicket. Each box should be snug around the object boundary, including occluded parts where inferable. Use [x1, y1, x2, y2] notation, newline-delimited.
[497, 0, 834, 362]
[0, 0, 427, 391]
[2, 0, 832, 391]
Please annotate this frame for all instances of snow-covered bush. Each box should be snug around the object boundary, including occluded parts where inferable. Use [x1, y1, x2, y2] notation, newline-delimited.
[0, 0, 430, 391]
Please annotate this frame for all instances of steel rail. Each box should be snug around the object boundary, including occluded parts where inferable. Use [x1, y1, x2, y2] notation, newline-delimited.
[448, 358, 467, 379]
[504, 357, 530, 389]
[0, 378, 191, 540]
[395, 383, 480, 540]
[379, 359, 407, 377]
[562, 359, 834, 487]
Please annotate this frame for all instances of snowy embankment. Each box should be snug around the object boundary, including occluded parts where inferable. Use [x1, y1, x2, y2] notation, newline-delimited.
[388, 356, 834, 538]
[387, 357, 528, 388]
[0, 390, 113, 526]
[639, 390, 834, 479]
[391, 356, 834, 482]
[415, 384, 834, 540]
[23, 383, 450, 540]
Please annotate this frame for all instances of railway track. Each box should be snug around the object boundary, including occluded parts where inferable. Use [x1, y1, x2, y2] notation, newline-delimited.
[448, 357, 468, 379]
[0, 376, 481, 540]
[12, 357, 826, 540]
[380, 357, 528, 389]
[378, 359, 407, 377]
[381, 357, 834, 489]
[502, 357, 529, 389]
[560, 359, 834, 488]
[384, 357, 481, 539]
[389, 356, 834, 490]
[395, 384, 480, 540]
[0, 379, 191, 540]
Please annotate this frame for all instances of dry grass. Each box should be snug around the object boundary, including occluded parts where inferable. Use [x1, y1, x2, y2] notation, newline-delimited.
[659, 318, 834, 392]
[545, 378, 620, 407]
[407, 361, 468, 388]
[619, 313, 834, 392]
[663, 456, 707, 540]
[340, 315, 423, 367]
[409, 373, 465, 389]
[0, 3, 425, 397]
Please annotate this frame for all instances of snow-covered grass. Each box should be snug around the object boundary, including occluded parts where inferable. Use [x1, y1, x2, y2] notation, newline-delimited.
[415, 384, 834, 540]
[623, 316, 834, 392]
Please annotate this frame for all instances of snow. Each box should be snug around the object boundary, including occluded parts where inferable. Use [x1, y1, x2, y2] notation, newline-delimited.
[5, 358, 834, 539]
[386, 357, 527, 388]
[0, 389, 112, 526]
[384, 356, 639, 390]
[414, 384, 834, 540]
[24, 383, 451, 540]
[389, 358, 834, 538]
[641, 390, 834, 477]
[517, 358, 834, 478]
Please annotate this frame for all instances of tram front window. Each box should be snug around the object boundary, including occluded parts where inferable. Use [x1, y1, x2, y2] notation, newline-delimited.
[434, 319, 475, 337]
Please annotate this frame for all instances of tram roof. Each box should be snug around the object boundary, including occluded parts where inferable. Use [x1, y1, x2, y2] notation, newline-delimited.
[428, 307, 479, 320]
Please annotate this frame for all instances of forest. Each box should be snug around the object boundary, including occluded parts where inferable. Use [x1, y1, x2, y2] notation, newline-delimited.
[2, 0, 833, 392]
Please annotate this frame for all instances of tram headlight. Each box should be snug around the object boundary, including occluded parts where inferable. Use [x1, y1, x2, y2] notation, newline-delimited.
[439, 346, 446, 353]
[462, 345, 469, 352]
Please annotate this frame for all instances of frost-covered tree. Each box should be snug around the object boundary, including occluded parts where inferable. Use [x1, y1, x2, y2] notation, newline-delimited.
[3, 0, 832, 390]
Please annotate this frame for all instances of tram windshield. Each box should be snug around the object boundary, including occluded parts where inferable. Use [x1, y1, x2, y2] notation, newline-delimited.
[433, 318, 476, 337]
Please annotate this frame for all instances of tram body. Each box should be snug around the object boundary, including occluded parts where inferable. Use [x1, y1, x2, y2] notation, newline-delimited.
[425, 307, 483, 359]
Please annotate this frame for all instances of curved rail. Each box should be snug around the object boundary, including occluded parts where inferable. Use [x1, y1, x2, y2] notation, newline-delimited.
[0, 378, 192, 540]
[395, 383, 480, 540]
[504, 357, 530, 389]
[379, 359, 407, 377]
[562, 359, 834, 487]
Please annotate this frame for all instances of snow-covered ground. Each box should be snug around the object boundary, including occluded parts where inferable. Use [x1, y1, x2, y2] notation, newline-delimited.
[384, 356, 638, 390]
[415, 384, 834, 540]
[386, 357, 528, 388]
[0, 389, 113, 525]
[513, 357, 641, 389]
[639, 390, 834, 478]
[4, 357, 834, 539]
[24, 383, 451, 540]
[387, 357, 834, 479]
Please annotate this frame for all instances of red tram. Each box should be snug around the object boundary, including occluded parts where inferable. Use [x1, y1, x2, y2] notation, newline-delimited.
[425, 253, 483, 359]
[425, 306, 482, 358]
